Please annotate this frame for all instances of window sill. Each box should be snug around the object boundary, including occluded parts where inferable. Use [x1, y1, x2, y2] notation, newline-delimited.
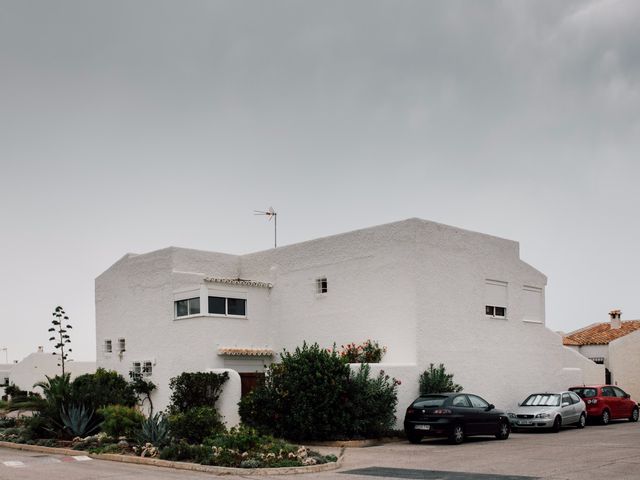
[484, 315, 507, 321]
[522, 319, 543, 324]
[174, 314, 248, 321]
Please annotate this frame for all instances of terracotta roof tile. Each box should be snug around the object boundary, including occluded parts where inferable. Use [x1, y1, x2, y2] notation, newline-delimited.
[563, 320, 640, 346]
[217, 347, 274, 357]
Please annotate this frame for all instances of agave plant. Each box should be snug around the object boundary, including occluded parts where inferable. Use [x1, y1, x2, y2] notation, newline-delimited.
[136, 413, 170, 447]
[59, 404, 101, 438]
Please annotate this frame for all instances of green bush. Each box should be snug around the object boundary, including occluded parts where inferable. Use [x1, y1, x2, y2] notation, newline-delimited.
[168, 371, 229, 414]
[418, 363, 463, 395]
[159, 440, 211, 463]
[71, 369, 137, 411]
[98, 405, 144, 438]
[239, 342, 399, 441]
[342, 364, 399, 438]
[339, 340, 386, 363]
[168, 406, 225, 444]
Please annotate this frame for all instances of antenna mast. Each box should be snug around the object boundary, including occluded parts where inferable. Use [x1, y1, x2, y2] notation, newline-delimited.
[254, 207, 277, 248]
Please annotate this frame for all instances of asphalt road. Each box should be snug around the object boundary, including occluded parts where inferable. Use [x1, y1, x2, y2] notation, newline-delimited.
[1, 420, 639, 479]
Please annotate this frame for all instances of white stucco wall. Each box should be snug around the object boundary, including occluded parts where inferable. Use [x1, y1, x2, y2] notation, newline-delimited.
[95, 218, 600, 422]
[209, 369, 241, 427]
[609, 329, 640, 401]
[8, 352, 95, 393]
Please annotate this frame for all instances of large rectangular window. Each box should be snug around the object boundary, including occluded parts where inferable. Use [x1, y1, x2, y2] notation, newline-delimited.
[208, 296, 246, 317]
[175, 297, 200, 318]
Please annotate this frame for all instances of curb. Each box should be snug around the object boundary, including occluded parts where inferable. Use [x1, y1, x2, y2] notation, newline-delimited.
[309, 439, 382, 448]
[0, 441, 345, 475]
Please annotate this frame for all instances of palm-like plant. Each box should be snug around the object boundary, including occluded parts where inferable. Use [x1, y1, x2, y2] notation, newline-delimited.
[137, 413, 170, 447]
[34, 373, 72, 413]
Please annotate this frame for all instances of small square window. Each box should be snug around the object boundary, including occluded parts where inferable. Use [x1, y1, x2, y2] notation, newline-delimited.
[142, 361, 153, 377]
[316, 277, 328, 294]
[227, 298, 246, 316]
[104, 340, 112, 353]
[118, 338, 126, 352]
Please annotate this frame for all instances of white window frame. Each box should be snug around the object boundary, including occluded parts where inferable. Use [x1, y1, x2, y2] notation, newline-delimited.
[142, 361, 153, 377]
[174, 297, 201, 318]
[485, 305, 507, 318]
[117, 338, 126, 352]
[103, 339, 113, 353]
[316, 277, 328, 295]
[207, 295, 247, 318]
[131, 361, 141, 375]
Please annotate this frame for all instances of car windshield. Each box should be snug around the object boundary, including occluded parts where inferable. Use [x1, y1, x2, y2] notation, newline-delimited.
[413, 396, 447, 408]
[522, 394, 560, 407]
[570, 388, 597, 398]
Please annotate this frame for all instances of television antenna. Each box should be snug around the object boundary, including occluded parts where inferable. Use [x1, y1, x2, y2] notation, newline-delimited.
[254, 207, 277, 248]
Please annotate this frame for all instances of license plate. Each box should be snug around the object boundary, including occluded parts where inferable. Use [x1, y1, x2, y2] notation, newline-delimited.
[415, 425, 431, 431]
[518, 421, 532, 425]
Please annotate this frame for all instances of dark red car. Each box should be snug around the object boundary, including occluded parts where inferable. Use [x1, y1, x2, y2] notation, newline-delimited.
[569, 385, 639, 425]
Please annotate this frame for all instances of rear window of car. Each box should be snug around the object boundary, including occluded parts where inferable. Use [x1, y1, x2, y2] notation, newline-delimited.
[413, 396, 448, 408]
[570, 388, 597, 398]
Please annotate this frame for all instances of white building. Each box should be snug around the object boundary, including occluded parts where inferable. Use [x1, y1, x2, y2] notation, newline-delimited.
[96, 218, 602, 426]
[564, 309, 640, 401]
[1, 348, 95, 399]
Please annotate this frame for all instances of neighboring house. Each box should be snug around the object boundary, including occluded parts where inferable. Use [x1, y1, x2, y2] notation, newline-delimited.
[1, 348, 95, 397]
[96, 218, 602, 426]
[563, 309, 640, 400]
[0, 365, 11, 400]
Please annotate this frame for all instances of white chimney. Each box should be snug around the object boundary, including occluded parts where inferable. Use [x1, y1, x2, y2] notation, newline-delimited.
[609, 309, 622, 329]
[37, 346, 44, 353]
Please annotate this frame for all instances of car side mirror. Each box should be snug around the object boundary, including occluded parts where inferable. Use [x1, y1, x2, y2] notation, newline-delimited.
[486, 404, 495, 411]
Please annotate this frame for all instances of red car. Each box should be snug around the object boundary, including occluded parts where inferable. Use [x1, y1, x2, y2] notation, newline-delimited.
[569, 385, 639, 425]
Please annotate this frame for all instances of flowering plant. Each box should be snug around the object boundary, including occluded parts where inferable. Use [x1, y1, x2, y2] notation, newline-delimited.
[339, 340, 386, 363]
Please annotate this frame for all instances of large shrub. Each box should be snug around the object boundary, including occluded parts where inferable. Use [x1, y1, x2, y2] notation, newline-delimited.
[168, 371, 229, 414]
[418, 363, 463, 395]
[98, 405, 144, 438]
[70, 369, 137, 410]
[239, 342, 399, 441]
[168, 406, 225, 444]
[165, 371, 229, 444]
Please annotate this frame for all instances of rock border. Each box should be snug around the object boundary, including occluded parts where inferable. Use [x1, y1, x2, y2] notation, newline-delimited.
[0, 441, 345, 475]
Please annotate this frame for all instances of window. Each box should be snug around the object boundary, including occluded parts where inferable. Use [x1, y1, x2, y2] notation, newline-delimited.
[612, 387, 628, 398]
[2, 377, 8, 387]
[103, 339, 112, 353]
[118, 338, 126, 352]
[569, 392, 581, 404]
[522, 286, 543, 322]
[175, 297, 200, 318]
[562, 393, 571, 405]
[131, 361, 141, 375]
[452, 395, 471, 407]
[485, 280, 507, 318]
[132, 361, 152, 377]
[207, 296, 246, 317]
[485, 306, 506, 317]
[316, 277, 328, 294]
[468, 394, 490, 409]
[601, 387, 615, 397]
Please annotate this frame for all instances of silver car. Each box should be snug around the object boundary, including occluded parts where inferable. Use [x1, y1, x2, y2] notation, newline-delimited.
[507, 391, 587, 432]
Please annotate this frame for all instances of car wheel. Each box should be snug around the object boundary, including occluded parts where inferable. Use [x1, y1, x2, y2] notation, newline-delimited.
[601, 409, 610, 425]
[495, 420, 510, 440]
[576, 413, 586, 429]
[551, 416, 561, 433]
[448, 424, 464, 445]
[630, 407, 639, 423]
[407, 432, 422, 444]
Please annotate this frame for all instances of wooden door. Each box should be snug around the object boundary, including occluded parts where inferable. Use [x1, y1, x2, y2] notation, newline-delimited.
[239, 372, 264, 397]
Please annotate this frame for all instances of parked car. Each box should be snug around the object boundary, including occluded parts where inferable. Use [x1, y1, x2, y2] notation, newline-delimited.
[403, 393, 510, 445]
[507, 391, 586, 432]
[569, 385, 639, 425]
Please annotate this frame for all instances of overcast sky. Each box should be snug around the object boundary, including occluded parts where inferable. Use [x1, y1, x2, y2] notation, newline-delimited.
[1, 0, 639, 363]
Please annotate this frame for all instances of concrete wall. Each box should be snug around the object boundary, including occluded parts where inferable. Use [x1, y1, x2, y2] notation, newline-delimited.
[609, 329, 640, 401]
